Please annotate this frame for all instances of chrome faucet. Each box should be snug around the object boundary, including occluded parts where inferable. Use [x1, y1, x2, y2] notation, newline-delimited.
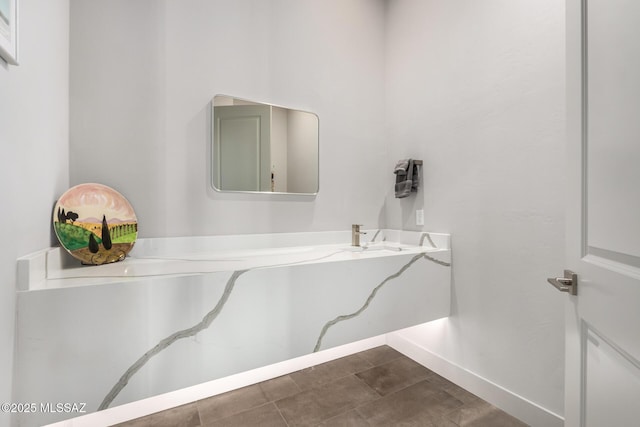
[352, 224, 367, 247]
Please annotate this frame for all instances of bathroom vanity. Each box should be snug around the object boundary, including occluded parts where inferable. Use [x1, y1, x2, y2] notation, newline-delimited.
[15, 229, 450, 426]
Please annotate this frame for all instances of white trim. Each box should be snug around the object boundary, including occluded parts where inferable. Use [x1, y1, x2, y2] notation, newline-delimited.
[386, 331, 564, 427]
[44, 335, 386, 427]
[44, 325, 563, 427]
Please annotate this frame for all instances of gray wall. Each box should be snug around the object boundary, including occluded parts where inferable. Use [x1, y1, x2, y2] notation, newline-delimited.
[2, 0, 567, 421]
[0, 1, 69, 425]
[70, 0, 388, 237]
[384, 0, 566, 415]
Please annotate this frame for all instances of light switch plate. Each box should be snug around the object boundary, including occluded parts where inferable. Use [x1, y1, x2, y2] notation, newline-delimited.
[416, 209, 424, 226]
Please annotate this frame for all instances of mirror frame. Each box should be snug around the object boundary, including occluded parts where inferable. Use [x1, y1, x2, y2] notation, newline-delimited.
[211, 95, 319, 196]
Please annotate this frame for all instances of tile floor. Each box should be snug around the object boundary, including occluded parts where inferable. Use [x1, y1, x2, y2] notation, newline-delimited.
[114, 346, 528, 427]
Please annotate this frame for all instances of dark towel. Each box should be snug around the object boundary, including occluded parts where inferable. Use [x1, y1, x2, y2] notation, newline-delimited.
[394, 159, 414, 198]
[394, 159, 421, 198]
[394, 159, 410, 175]
[411, 161, 421, 192]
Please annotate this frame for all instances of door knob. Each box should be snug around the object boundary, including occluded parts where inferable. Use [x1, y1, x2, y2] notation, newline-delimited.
[547, 270, 578, 295]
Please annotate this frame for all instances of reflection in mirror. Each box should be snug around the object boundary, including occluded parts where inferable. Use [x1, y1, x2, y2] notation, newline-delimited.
[212, 95, 319, 194]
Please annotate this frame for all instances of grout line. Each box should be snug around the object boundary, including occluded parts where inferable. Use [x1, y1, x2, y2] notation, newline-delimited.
[351, 372, 384, 399]
[120, 347, 509, 427]
[273, 401, 290, 427]
[286, 353, 375, 391]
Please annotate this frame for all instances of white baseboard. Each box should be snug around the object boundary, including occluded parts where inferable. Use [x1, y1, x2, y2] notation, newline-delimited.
[44, 335, 386, 427]
[386, 331, 563, 427]
[46, 329, 563, 427]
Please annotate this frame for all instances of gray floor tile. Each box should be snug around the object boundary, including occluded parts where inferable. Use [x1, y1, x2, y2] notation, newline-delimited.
[356, 380, 464, 426]
[289, 353, 373, 391]
[259, 374, 301, 401]
[464, 408, 528, 427]
[445, 399, 529, 427]
[112, 347, 529, 427]
[276, 374, 379, 426]
[112, 402, 200, 427]
[202, 403, 287, 427]
[318, 409, 371, 427]
[423, 416, 460, 427]
[196, 383, 268, 424]
[426, 372, 481, 404]
[111, 416, 151, 427]
[148, 403, 201, 427]
[356, 345, 405, 366]
[355, 354, 432, 396]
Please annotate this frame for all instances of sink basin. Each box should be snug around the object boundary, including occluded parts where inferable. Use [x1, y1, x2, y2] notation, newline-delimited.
[342, 243, 404, 252]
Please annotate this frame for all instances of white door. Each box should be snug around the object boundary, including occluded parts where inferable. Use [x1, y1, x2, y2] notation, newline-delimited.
[564, 0, 640, 425]
[214, 105, 271, 191]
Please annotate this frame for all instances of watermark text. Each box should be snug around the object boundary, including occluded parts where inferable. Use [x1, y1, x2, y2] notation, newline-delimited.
[1, 402, 87, 414]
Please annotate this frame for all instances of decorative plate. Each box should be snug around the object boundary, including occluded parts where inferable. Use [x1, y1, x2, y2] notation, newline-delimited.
[53, 183, 138, 265]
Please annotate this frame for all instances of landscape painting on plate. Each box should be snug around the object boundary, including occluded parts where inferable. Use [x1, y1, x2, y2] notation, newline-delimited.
[53, 183, 138, 265]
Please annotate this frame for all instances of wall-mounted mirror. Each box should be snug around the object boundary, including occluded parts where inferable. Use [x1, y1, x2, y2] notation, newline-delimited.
[212, 95, 319, 194]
